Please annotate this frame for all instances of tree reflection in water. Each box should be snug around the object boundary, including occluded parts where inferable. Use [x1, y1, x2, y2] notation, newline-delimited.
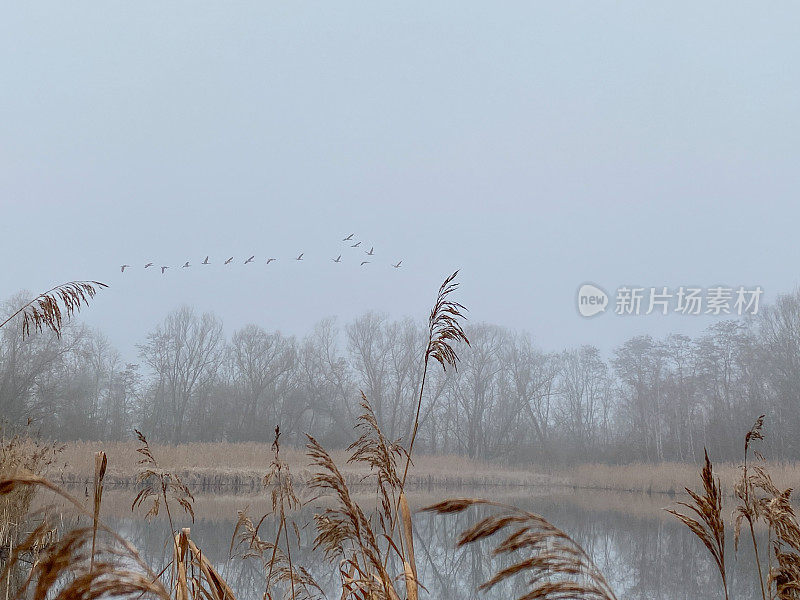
[107, 493, 766, 600]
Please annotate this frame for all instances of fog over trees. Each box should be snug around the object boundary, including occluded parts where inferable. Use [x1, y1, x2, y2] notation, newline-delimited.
[3, 289, 799, 464]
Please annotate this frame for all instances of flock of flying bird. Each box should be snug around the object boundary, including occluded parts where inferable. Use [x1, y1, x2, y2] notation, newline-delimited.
[119, 233, 403, 274]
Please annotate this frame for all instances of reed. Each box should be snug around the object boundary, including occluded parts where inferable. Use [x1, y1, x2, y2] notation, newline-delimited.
[423, 498, 618, 600]
[175, 528, 235, 600]
[90, 451, 107, 576]
[0, 427, 63, 598]
[666, 450, 729, 599]
[231, 426, 322, 600]
[0, 472, 170, 600]
[131, 429, 196, 527]
[0, 281, 107, 340]
[668, 415, 800, 600]
[305, 397, 413, 600]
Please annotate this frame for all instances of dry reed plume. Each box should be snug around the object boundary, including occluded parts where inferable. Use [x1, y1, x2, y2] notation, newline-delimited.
[414, 274, 621, 600]
[0, 279, 106, 591]
[0, 472, 170, 600]
[231, 426, 322, 600]
[2, 458, 236, 600]
[665, 450, 728, 599]
[0, 426, 63, 597]
[668, 415, 800, 600]
[403, 269, 469, 473]
[131, 429, 195, 526]
[305, 398, 415, 600]
[424, 498, 618, 600]
[0, 281, 107, 340]
[131, 430, 198, 597]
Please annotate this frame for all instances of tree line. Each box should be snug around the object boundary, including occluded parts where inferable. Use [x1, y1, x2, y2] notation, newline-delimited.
[2, 288, 800, 464]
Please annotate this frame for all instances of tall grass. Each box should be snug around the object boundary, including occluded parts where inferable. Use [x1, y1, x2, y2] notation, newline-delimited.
[423, 498, 618, 600]
[0, 472, 170, 600]
[0, 427, 64, 597]
[231, 426, 322, 600]
[667, 416, 800, 600]
[0, 281, 107, 340]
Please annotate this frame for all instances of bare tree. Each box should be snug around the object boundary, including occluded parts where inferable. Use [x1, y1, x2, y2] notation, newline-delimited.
[450, 324, 505, 459]
[297, 318, 357, 447]
[228, 324, 297, 441]
[503, 332, 559, 460]
[137, 306, 224, 443]
[347, 313, 393, 433]
[612, 336, 667, 462]
[557, 345, 609, 459]
[756, 293, 800, 455]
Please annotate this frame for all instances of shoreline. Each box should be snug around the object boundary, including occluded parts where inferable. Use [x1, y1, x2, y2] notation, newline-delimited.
[52, 439, 557, 492]
[49, 440, 800, 498]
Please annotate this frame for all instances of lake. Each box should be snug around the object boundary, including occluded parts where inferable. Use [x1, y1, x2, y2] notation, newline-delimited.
[82, 487, 767, 600]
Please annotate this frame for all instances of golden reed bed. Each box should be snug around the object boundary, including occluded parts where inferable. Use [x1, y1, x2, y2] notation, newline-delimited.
[54, 439, 800, 500]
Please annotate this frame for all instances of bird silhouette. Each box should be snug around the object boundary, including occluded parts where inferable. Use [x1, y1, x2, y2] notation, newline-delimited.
[161, 266, 169, 274]
[266, 258, 276, 264]
[244, 256, 255, 264]
[296, 253, 304, 261]
[333, 255, 342, 263]
[224, 257, 234, 265]
[351, 241, 361, 248]
[144, 262, 154, 269]
[361, 261, 370, 266]
[343, 233, 354, 241]
[202, 256, 210, 265]
[366, 247, 374, 256]
[182, 262, 190, 268]
[120, 265, 131, 272]
[392, 260, 402, 268]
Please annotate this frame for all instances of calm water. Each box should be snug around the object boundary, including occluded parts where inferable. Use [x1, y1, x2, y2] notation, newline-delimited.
[103, 490, 763, 600]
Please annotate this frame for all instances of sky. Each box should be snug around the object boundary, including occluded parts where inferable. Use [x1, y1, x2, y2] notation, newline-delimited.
[1, 2, 799, 362]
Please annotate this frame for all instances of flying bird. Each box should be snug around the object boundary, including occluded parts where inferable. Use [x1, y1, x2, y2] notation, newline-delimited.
[182, 261, 190, 268]
[392, 260, 402, 268]
[333, 255, 342, 263]
[360, 261, 370, 266]
[351, 241, 361, 248]
[343, 233, 354, 241]
[161, 266, 169, 274]
[224, 257, 234, 265]
[202, 256, 210, 265]
[266, 258, 276, 264]
[365, 247, 374, 256]
[244, 256, 255, 264]
[120, 265, 131, 272]
[144, 262, 154, 269]
[296, 253, 304, 261]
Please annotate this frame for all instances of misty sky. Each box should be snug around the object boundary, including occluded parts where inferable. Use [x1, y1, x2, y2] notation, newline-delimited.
[2, 2, 799, 361]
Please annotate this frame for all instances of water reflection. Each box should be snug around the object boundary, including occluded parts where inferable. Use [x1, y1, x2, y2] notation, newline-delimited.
[106, 492, 766, 600]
